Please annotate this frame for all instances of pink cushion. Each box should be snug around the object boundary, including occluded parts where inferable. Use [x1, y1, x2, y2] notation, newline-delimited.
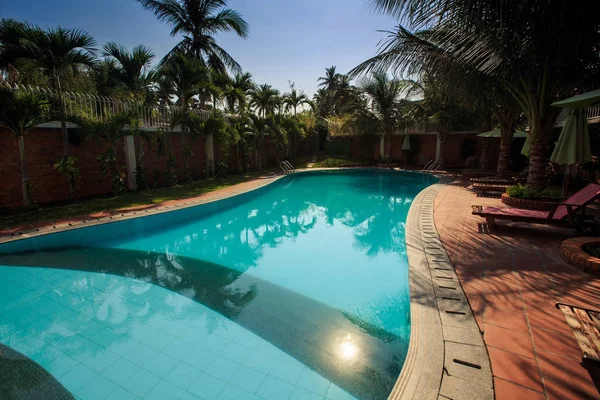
[481, 207, 548, 219]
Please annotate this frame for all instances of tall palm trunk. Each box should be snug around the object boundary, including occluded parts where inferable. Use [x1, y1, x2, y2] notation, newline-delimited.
[17, 134, 33, 208]
[386, 133, 393, 159]
[527, 142, 546, 189]
[525, 109, 555, 189]
[497, 128, 514, 176]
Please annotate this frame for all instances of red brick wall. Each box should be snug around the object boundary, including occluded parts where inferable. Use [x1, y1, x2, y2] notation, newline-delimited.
[0, 128, 118, 209]
[443, 134, 481, 166]
[352, 136, 379, 160]
[138, 133, 207, 186]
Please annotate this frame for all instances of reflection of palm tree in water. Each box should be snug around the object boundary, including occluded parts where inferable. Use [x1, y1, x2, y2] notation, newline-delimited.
[164, 192, 318, 271]
[315, 174, 423, 257]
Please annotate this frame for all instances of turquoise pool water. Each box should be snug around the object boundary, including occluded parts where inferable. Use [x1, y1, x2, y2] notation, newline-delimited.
[0, 170, 435, 400]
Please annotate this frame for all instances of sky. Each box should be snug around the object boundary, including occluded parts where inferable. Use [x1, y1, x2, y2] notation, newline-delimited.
[0, 0, 399, 97]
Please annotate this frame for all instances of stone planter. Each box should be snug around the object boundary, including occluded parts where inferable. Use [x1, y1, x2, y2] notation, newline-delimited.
[501, 193, 554, 211]
[561, 237, 600, 276]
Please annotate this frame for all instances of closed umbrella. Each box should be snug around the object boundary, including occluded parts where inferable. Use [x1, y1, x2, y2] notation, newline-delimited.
[550, 90, 599, 196]
[402, 135, 411, 150]
[521, 133, 531, 157]
[550, 109, 591, 196]
[402, 135, 410, 166]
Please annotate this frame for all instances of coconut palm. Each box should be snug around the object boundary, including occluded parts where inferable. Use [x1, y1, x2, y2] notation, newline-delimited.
[359, 72, 406, 160]
[352, 24, 520, 174]
[0, 20, 97, 195]
[356, 0, 600, 188]
[102, 42, 156, 101]
[137, 0, 248, 74]
[317, 66, 340, 90]
[0, 89, 50, 207]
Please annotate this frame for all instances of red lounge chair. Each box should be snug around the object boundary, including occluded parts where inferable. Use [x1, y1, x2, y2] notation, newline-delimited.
[472, 183, 600, 228]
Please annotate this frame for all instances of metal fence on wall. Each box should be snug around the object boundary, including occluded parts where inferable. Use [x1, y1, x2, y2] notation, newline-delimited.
[0, 82, 211, 130]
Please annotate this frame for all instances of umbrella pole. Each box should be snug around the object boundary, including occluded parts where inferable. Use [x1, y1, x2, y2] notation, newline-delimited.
[562, 164, 572, 198]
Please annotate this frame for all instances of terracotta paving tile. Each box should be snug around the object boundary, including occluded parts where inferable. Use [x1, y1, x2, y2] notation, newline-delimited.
[531, 327, 582, 361]
[537, 351, 600, 399]
[485, 293, 524, 312]
[526, 309, 573, 337]
[488, 347, 544, 392]
[432, 183, 600, 400]
[483, 307, 529, 333]
[494, 378, 546, 400]
[484, 324, 535, 359]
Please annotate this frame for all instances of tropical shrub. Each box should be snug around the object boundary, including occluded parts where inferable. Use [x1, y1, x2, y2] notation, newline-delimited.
[506, 184, 560, 200]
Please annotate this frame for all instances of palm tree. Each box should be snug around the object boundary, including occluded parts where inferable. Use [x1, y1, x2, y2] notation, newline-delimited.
[352, 24, 520, 175]
[0, 89, 50, 207]
[224, 72, 254, 113]
[282, 83, 310, 160]
[317, 66, 340, 90]
[359, 72, 406, 160]
[101, 42, 156, 101]
[357, 0, 600, 188]
[250, 84, 280, 118]
[137, 0, 249, 74]
[248, 84, 280, 168]
[283, 83, 310, 116]
[0, 20, 97, 196]
[160, 53, 215, 180]
[101, 43, 157, 186]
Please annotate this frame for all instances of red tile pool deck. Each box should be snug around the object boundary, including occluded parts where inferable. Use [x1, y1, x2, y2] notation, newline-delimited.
[435, 183, 600, 400]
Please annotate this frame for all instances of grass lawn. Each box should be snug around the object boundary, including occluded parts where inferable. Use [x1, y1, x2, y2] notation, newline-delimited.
[0, 170, 274, 230]
[294, 155, 372, 169]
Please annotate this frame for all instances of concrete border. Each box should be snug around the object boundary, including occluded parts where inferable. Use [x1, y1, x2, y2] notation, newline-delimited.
[390, 183, 493, 400]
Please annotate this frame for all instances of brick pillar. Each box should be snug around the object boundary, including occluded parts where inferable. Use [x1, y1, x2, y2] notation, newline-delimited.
[206, 133, 215, 176]
[124, 135, 137, 190]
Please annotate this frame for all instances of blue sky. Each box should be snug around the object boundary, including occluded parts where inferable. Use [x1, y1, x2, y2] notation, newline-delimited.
[1, 0, 398, 96]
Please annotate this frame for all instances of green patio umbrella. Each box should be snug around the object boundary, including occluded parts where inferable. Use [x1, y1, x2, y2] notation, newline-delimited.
[521, 134, 531, 156]
[477, 128, 528, 138]
[549, 89, 599, 196]
[550, 108, 591, 196]
[552, 89, 600, 109]
[550, 109, 591, 165]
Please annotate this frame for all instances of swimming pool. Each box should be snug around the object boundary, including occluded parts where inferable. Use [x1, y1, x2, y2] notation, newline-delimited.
[0, 169, 436, 400]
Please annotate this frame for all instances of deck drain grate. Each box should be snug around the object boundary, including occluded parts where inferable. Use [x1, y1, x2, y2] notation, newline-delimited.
[436, 276, 454, 280]
[453, 359, 481, 369]
[439, 286, 456, 290]
[445, 310, 466, 315]
[434, 268, 450, 271]
[442, 297, 461, 301]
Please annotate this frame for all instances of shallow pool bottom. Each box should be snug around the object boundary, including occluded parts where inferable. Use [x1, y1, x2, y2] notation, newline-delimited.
[0, 266, 357, 400]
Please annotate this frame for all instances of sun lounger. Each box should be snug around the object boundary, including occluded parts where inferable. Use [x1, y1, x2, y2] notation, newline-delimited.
[472, 183, 600, 228]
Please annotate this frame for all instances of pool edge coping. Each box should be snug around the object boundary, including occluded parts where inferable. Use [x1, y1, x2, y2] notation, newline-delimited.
[391, 183, 494, 400]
